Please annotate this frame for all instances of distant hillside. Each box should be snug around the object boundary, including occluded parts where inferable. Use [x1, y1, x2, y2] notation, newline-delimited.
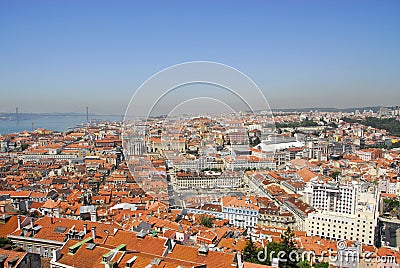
[342, 116, 400, 137]
[271, 106, 381, 113]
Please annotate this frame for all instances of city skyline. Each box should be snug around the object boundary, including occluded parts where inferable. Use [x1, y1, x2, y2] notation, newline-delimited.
[1, 1, 400, 114]
[1, 2, 400, 267]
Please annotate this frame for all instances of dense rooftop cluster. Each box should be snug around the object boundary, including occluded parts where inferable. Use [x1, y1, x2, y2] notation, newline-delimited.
[0, 107, 400, 267]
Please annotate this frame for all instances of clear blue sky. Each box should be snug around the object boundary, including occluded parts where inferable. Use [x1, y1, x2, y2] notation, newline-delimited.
[0, 1, 399, 115]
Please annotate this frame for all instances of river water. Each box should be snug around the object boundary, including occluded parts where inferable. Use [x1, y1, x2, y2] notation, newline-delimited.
[0, 115, 122, 134]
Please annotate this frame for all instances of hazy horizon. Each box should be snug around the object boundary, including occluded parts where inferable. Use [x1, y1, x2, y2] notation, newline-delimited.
[0, 104, 394, 116]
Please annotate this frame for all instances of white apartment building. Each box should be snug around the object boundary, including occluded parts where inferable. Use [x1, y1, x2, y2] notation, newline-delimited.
[170, 157, 224, 172]
[378, 178, 399, 195]
[125, 137, 146, 156]
[304, 180, 358, 215]
[304, 180, 379, 245]
[19, 153, 80, 164]
[174, 171, 243, 190]
[356, 149, 382, 162]
[225, 155, 277, 170]
[221, 196, 259, 229]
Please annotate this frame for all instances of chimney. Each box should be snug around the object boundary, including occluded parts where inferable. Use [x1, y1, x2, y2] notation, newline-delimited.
[83, 224, 87, 234]
[17, 215, 21, 230]
[105, 262, 117, 268]
[52, 249, 61, 262]
[91, 226, 96, 240]
[198, 244, 209, 256]
[0, 255, 7, 268]
[234, 252, 243, 267]
[125, 256, 137, 268]
[54, 207, 60, 218]
[30, 218, 34, 229]
[90, 211, 97, 222]
[164, 238, 176, 253]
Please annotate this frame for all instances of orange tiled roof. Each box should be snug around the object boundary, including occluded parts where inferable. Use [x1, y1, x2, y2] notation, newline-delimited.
[297, 168, 318, 182]
[0, 215, 23, 237]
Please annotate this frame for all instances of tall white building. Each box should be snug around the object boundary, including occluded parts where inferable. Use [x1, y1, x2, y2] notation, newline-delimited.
[304, 180, 358, 215]
[304, 180, 379, 245]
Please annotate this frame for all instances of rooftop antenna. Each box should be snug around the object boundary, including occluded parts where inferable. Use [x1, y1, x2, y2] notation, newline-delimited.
[31, 122, 34, 132]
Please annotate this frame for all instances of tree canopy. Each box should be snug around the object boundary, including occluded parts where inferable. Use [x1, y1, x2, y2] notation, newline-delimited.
[199, 215, 213, 228]
[342, 117, 400, 137]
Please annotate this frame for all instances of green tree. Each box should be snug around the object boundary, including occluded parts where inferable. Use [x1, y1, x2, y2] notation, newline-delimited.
[243, 239, 260, 263]
[341, 117, 400, 137]
[383, 198, 400, 214]
[199, 215, 213, 228]
[328, 122, 338, 128]
[280, 227, 298, 268]
[0, 237, 13, 248]
[253, 241, 285, 265]
[264, 241, 285, 265]
[250, 136, 261, 146]
[392, 142, 400, 149]
[282, 227, 296, 251]
[20, 143, 29, 151]
[314, 262, 329, 268]
[297, 260, 311, 268]
[330, 171, 341, 180]
[242, 228, 302, 267]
